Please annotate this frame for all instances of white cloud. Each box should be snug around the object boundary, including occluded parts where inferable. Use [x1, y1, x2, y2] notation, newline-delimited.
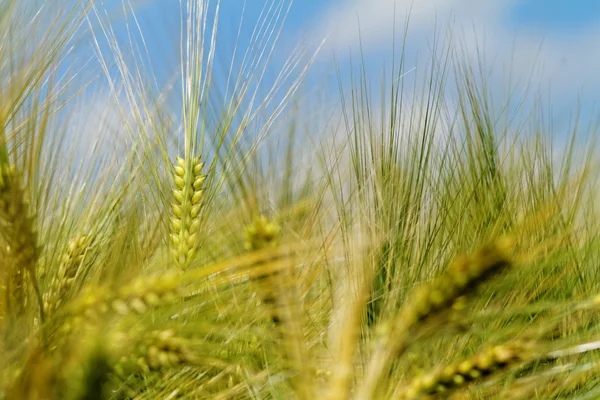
[314, 0, 509, 50]
[310, 0, 600, 103]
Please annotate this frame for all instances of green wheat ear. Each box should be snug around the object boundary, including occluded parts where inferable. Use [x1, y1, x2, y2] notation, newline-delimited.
[0, 163, 41, 318]
[358, 237, 516, 399]
[44, 235, 90, 317]
[170, 156, 206, 270]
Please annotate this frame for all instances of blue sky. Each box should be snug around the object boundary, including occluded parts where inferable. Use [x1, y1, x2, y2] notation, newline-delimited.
[509, 0, 600, 31]
[94, 0, 600, 138]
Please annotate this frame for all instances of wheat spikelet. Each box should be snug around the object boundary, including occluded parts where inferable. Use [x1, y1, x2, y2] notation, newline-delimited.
[170, 156, 206, 270]
[399, 342, 531, 399]
[44, 235, 90, 316]
[0, 163, 41, 318]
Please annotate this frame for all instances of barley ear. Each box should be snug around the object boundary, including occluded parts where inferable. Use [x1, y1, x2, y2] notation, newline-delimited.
[0, 163, 43, 320]
[170, 156, 206, 270]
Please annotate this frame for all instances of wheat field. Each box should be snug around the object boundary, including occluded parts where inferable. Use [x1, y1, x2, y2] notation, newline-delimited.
[2, 1, 600, 399]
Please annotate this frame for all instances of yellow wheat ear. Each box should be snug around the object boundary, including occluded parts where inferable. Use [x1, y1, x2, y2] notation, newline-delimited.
[170, 156, 206, 270]
[244, 215, 283, 324]
[0, 163, 42, 319]
[244, 215, 313, 397]
[245, 215, 280, 251]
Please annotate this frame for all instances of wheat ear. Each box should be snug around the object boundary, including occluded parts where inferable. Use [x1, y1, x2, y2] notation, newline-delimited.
[245, 215, 313, 397]
[44, 235, 90, 316]
[245, 215, 283, 323]
[69, 271, 182, 319]
[115, 329, 196, 375]
[0, 164, 43, 320]
[399, 342, 531, 399]
[170, 156, 206, 270]
[358, 237, 515, 399]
